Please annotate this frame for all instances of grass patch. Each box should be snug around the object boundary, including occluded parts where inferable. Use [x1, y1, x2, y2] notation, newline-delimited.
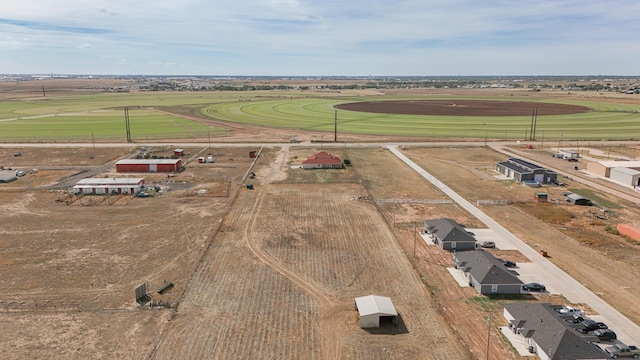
[568, 188, 622, 209]
[516, 203, 574, 224]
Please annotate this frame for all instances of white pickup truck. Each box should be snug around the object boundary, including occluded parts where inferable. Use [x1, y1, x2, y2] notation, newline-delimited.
[557, 306, 585, 317]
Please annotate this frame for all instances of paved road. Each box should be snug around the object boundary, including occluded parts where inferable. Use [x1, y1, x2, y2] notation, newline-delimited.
[386, 145, 640, 345]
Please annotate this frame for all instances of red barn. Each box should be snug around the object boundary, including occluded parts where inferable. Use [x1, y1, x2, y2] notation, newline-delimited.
[301, 151, 343, 169]
[116, 159, 182, 173]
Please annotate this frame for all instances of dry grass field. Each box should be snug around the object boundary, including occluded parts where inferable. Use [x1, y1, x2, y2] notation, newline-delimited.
[1, 81, 640, 359]
[2, 142, 640, 359]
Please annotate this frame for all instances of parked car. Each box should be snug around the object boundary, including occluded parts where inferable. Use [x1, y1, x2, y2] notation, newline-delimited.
[480, 241, 496, 248]
[605, 344, 640, 358]
[591, 329, 617, 342]
[577, 319, 608, 333]
[552, 153, 564, 158]
[525, 144, 533, 149]
[558, 306, 585, 317]
[503, 260, 516, 268]
[14, 151, 21, 157]
[567, 158, 579, 162]
[522, 283, 546, 292]
[566, 313, 587, 323]
[15, 170, 26, 177]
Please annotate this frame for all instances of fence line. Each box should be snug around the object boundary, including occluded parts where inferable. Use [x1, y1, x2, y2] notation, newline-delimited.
[476, 199, 511, 206]
[275, 179, 363, 184]
[374, 198, 453, 204]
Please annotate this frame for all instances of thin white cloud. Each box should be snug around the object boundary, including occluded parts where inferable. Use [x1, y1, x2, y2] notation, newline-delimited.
[0, 0, 638, 74]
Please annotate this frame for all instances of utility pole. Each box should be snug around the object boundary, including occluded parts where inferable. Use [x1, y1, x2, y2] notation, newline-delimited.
[486, 312, 491, 360]
[124, 107, 132, 143]
[334, 110, 337, 142]
[529, 108, 535, 140]
[92, 131, 95, 150]
[208, 131, 211, 149]
[413, 224, 417, 257]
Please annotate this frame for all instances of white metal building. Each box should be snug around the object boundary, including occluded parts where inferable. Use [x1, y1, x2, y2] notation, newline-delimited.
[73, 177, 145, 195]
[609, 166, 640, 188]
[354, 295, 398, 328]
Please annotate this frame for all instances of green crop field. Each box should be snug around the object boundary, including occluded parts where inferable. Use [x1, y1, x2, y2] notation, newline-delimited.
[202, 95, 640, 140]
[1, 90, 639, 141]
[0, 92, 237, 142]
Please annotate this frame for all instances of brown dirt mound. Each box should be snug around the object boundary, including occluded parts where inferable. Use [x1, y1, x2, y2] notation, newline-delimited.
[335, 100, 592, 116]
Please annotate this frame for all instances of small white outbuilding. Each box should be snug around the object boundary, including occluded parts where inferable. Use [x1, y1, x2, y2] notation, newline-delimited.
[354, 295, 398, 328]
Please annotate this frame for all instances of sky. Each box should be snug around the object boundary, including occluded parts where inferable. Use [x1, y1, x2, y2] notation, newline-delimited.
[1, 0, 639, 76]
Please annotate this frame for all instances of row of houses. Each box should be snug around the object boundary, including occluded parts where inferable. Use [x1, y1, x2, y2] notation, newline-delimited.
[424, 218, 524, 295]
[425, 218, 614, 358]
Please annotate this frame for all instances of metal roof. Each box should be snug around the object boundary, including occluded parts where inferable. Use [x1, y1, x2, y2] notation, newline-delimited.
[611, 166, 640, 175]
[497, 161, 530, 174]
[116, 159, 181, 165]
[0, 170, 17, 182]
[594, 160, 640, 168]
[355, 295, 397, 317]
[76, 178, 145, 186]
[508, 157, 544, 170]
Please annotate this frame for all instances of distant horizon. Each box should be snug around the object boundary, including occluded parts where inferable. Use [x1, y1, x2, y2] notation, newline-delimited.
[3, 74, 640, 80]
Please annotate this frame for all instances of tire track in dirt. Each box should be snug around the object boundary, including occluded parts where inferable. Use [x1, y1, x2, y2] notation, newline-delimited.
[243, 188, 340, 359]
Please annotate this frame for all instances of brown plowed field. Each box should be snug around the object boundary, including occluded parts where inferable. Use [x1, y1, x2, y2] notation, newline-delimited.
[335, 100, 591, 116]
[152, 184, 470, 359]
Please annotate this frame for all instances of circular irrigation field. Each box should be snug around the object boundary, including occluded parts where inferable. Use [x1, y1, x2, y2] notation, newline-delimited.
[203, 97, 640, 140]
[334, 100, 591, 116]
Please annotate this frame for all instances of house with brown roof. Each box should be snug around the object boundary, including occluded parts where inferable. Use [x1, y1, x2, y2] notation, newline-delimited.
[301, 151, 343, 169]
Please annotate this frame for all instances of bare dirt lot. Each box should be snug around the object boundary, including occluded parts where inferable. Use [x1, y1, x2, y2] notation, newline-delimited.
[335, 99, 592, 116]
[3, 143, 640, 359]
[152, 183, 469, 359]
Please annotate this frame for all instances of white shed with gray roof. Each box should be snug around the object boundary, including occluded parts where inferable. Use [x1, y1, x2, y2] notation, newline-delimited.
[354, 295, 398, 328]
[610, 166, 640, 188]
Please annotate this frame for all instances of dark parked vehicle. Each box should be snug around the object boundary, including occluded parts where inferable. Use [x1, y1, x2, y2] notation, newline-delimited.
[503, 261, 516, 268]
[591, 329, 617, 342]
[578, 319, 608, 333]
[566, 313, 587, 323]
[522, 283, 546, 292]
